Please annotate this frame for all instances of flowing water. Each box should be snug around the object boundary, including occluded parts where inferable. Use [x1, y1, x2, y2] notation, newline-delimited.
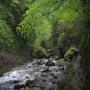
[0, 58, 65, 90]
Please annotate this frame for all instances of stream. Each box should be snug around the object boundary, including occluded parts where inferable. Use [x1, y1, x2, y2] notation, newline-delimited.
[0, 58, 65, 90]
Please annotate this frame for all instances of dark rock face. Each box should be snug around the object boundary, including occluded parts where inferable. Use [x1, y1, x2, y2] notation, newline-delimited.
[56, 55, 83, 90]
[13, 80, 20, 84]
[42, 67, 50, 72]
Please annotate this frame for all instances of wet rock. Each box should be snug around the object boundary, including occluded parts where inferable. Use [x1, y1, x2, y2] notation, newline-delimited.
[14, 84, 24, 89]
[45, 60, 55, 66]
[41, 73, 48, 77]
[53, 81, 55, 84]
[12, 80, 20, 84]
[36, 60, 43, 65]
[25, 76, 29, 79]
[0, 57, 66, 90]
[53, 76, 58, 79]
[50, 73, 54, 76]
[31, 87, 41, 90]
[49, 87, 55, 90]
[42, 67, 49, 72]
[24, 79, 36, 87]
[59, 66, 64, 70]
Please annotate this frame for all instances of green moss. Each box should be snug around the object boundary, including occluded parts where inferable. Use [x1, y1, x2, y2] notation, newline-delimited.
[64, 46, 79, 59]
[0, 20, 18, 51]
[34, 47, 48, 58]
[15, 56, 22, 65]
[58, 58, 66, 65]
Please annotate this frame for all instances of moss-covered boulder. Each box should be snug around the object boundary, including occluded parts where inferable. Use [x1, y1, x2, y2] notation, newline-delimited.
[58, 59, 65, 65]
[64, 46, 79, 61]
[35, 47, 49, 59]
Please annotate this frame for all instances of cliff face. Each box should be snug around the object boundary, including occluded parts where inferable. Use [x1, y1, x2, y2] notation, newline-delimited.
[56, 47, 84, 90]
[65, 55, 83, 90]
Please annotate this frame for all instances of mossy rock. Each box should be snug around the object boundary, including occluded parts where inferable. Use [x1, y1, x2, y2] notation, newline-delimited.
[35, 47, 49, 59]
[58, 58, 66, 65]
[64, 46, 79, 60]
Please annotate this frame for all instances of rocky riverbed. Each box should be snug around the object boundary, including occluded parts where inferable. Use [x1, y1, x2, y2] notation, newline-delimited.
[0, 47, 81, 90]
[0, 57, 66, 90]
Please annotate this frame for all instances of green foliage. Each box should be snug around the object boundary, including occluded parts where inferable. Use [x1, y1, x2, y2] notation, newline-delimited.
[0, 3, 14, 23]
[0, 0, 27, 29]
[0, 0, 90, 89]
[0, 20, 17, 50]
[57, 33, 65, 48]
[16, 0, 81, 56]
[0, 0, 11, 6]
[0, 0, 89, 59]
[0, 0, 83, 56]
[16, 0, 54, 55]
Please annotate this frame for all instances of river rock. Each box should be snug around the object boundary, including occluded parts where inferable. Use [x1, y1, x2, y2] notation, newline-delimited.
[14, 84, 24, 89]
[31, 87, 41, 90]
[24, 79, 36, 87]
[42, 67, 50, 72]
[59, 66, 64, 70]
[0, 57, 65, 90]
[45, 60, 55, 66]
[12, 80, 20, 84]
